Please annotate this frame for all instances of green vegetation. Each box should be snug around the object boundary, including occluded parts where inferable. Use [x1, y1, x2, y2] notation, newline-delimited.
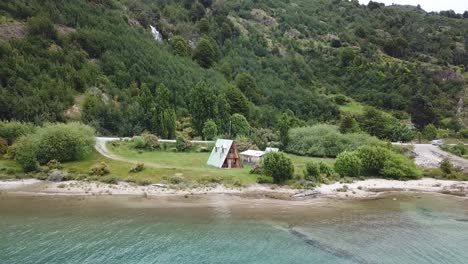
[261, 152, 294, 183]
[10, 123, 95, 171]
[286, 125, 383, 157]
[1, 0, 468, 187]
[1, 0, 465, 140]
[440, 144, 468, 158]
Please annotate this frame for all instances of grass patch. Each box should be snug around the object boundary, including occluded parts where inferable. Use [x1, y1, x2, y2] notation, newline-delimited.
[338, 100, 365, 115]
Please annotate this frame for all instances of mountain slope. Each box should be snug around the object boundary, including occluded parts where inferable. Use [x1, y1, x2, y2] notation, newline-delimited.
[0, 0, 467, 136]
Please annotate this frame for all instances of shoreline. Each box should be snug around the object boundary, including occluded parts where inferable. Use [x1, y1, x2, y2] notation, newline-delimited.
[1, 178, 467, 200]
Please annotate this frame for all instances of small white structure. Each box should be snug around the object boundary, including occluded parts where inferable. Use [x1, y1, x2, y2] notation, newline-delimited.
[240, 150, 264, 165]
[240, 147, 280, 165]
[265, 147, 279, 153]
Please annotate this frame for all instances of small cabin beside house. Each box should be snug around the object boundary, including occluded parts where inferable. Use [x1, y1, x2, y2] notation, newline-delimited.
[207, 139, 243, 169]
[240, 147, 280, 165]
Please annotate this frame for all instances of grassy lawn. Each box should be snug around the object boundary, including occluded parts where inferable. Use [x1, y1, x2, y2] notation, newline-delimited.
[108, 141, 335, 184]
[1, 141, 336, 186]
[338, 100, 365, 115]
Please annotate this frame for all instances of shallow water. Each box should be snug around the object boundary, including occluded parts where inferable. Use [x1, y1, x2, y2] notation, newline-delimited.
[1, 194, 467, 264]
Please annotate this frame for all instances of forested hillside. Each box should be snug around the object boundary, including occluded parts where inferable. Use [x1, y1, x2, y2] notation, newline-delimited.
[1, 0, 467, 138]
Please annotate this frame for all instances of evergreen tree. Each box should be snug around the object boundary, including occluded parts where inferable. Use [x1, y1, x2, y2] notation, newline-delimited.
[410, 95, 436, 130]
[230, 113, 250, 137]
[138, 83, 157, 132]
[339, 114, 360, 134]
[202, 119, 218, 140]
[190, 2, 206, 22]
[226, 85, 249, 117]
[170, 36, 190, 57]
[215, 94, 231, 134]
[235, 73, 260, 103]
[278, 113, 291, 149]
[192, 37, 217, 68]
[189, 82, 217, 135]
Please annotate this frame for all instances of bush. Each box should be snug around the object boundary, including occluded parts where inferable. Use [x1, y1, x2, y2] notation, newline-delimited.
[304, 161, 334, 182]
[100, 175, 119, 184]
[381, 155, 421, 179]
[91, 162, 110, 176]
[261, 152, 294, 183]
[137, 178, 152, 186]
[10, 136, 38, 172]
[354, 145, 421, 179]
[439, 158, 453, 175]
[176, 136, 191, 152]
[142, 133, 160, 150]
[132, 136, 146, 149]
[235, 136, 258, 152]
[0, 121, 35, 145]
[459, 128, 468, 138]
[256, 175, 274, 184]
[334, 152, 362, 177]
[33, 123, 95, 164]
[202, 119, 218, 140]
[0, 137, 7, 155]
[355, 146, 391, 176]
[129, 163, 145, 173]
[304, 162, 320, 179]
[46, 159, 63, 170]
[250, 165, 263, 174]
[287, 125, 383, 157]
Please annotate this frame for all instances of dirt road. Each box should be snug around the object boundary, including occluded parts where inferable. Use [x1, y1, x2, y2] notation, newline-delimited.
[409, 144, 468, 170]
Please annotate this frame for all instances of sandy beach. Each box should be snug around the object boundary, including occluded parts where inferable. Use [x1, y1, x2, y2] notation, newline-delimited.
[1, 178, 467, 199]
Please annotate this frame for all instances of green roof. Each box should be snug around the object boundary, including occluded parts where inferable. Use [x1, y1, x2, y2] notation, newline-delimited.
[207, 139, 233, 168]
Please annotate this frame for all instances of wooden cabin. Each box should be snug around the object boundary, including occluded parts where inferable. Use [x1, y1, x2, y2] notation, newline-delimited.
[207, 139, 243, 169]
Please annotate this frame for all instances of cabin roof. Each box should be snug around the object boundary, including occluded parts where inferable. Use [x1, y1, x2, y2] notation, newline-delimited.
[240, 149, 265, 157]
[207, 139, 234, 168]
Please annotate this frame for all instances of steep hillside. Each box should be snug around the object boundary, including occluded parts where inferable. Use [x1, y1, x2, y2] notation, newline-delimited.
[0, 0, 467, 136]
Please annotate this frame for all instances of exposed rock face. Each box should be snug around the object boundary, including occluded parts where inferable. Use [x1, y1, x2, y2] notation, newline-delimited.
[0, 22, 26, 43]
[433, 68, 463, 82]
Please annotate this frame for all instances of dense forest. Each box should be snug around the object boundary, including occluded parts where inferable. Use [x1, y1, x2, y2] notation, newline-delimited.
[0, 0, 467, 139]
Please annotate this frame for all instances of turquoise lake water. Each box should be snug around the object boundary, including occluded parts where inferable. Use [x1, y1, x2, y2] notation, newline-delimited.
[1, 194, 467, 264]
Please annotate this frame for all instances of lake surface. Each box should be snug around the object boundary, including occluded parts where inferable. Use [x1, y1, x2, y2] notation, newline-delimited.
[1, 194, 467, 264]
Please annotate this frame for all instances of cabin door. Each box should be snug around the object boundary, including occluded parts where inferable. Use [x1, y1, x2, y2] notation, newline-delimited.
[227, 159, 232, 168]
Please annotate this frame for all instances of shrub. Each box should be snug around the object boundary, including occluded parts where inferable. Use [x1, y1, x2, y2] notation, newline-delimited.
[287, 125, 383, 157]
[132, 136, 145, 149]
[46, 159, 63, 170]
[129, 163, 145, 173]
[0, 121, 35, 145]
[10, 136, 38, 172]
[34, 123, 95, 164]
[142, 133, 160, 150]
[0, 137, 7, 155]
[202, 119, 218, 140]
[235, 136, 258, 152]
[439, 158, 453, 175]
[334, 152, 362, 177]
[91, 162, 110, 176]
[100, 175, 119, 184]
[137, 178, 152, 186]
[256, 175, 274, 184]
[304, 161, 334, 182]
[304, 162, 320, 180]
[422, 124, 437, 140]
[381, 155, 421, 180]
[250, 165, 263, 174]
[356, 146, 391, 176]
[459, 128, 468, 138]
[176, 136, 191, 152]
[261, 152, 294, 183]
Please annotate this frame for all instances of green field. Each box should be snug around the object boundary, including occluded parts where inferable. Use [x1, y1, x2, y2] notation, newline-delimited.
[107, 141, 334, 185]
[1, 141, 335, 186]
